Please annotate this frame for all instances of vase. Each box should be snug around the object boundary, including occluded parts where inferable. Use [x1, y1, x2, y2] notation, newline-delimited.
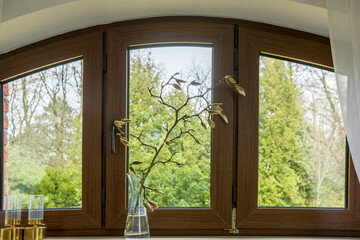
[124, 173, 150, 239]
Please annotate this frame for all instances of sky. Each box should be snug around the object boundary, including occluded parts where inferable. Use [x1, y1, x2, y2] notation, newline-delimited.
[130, 45, 213, 82]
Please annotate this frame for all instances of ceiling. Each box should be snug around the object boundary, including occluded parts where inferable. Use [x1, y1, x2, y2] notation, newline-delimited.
[0, 0, 328, 54]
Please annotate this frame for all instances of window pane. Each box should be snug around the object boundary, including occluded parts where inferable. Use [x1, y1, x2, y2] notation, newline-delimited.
[258, 56, 346, 208]
[3, 59, 83, 209]
[128, 46, 213, 208]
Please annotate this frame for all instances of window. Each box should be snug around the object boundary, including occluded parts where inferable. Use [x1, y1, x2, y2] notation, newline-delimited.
[105, 21, 235, 231]
[258, 55, 346, 209]
[127, 45, 213, 208]
[4, 59, 83, 209]
[236, 25, 359, 234]
[0, 32, 102, 230]
[0, 18, 358, 237]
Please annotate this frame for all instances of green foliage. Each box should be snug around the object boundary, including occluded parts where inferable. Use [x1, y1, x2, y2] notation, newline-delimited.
[258, 57, 310, 207]
[6, 50, 345, 210]
[258, 56, 346, 208]
[7, 61, 82, 209]
[128, 51, 211, 207]
[36, 163, 81, 208]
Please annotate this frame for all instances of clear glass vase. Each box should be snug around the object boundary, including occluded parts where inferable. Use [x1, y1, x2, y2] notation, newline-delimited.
[124, 173, 150, 239]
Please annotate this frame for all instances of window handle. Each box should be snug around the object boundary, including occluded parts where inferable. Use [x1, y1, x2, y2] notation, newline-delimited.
[110, 122, 116, 154]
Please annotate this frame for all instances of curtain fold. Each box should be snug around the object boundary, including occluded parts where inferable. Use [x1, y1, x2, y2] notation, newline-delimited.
[0, 0, 3, 23]
[327, 0, 360, 179]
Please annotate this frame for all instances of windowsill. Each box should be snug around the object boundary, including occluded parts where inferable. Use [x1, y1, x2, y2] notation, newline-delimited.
[47, 237, 360, 239]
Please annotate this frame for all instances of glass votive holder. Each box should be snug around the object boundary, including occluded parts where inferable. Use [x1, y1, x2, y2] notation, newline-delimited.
[4, 195, 22, 226]
[24, 195, 46, 240]
[1, 195, 22, 240]
[28, 195, 44, 222]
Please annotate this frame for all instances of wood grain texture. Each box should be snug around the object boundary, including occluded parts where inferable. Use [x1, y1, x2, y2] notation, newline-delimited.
[236, 25, 360, 232]
[0, 32, 103, 230]
[1, 16, 357, 237]
[105, 20, 235, 230]
[45, 227, 360, 237]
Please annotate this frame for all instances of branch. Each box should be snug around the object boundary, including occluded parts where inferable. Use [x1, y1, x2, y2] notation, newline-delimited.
[148, 87, 177, 111]
[144, 152, 184, 172]
[177, 81, 221, 113]
[169, 129, 194, 143]
[116, 126, 157, 152]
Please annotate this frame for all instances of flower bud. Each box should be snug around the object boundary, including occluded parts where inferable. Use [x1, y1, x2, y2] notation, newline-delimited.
[173, 83, 182, 90]
[224, 75, 236, 84]
[147, 199, 159, 208]
[121, 118, 132, 122]
[208, 117, 216, 128]
[129, 166, 137, 175]
[131, 161, 143, 165]
[143, 201, 154, 212]
[120, 138, 130, 146]
[234, 84, 246, 96]
[114, 120, 125, 127]
[151, 188, 164, 194]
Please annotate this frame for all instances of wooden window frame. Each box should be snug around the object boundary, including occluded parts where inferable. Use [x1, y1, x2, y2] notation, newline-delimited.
[105, 20, 235, 231]
[0, 32, 103, 230]
[236, 25, 360, 236]
[0, 17, 358, 237]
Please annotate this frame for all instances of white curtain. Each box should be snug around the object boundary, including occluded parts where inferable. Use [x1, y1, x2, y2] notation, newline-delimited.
[327, 0, 360, 179]
[0, 0, 3, 23]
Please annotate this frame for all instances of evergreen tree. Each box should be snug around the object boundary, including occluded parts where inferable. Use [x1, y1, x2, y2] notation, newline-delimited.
[258, 57, 311, 207]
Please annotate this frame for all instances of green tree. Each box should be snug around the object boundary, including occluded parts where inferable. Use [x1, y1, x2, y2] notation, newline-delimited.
[7, 60, 83, 208]
[128, 50, 211, 207]
[36, 164, 81, 208]
[258, 57, 311, 207]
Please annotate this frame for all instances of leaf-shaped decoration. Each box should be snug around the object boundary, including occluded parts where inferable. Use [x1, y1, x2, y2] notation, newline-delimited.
[147, 199, 159, 208]
[131, 161, 143, 165]
[219, 112, 229, 124]
[224, 75, 236, 84]
[189, 80, 201, 86]
[120, 138, 130, 146]
[208, 117, 216, 128]
[234, 84, 246, 96]
[151, 188, 164, 194]
[143, 201, 154, 212]
[173, 83, 182, 91]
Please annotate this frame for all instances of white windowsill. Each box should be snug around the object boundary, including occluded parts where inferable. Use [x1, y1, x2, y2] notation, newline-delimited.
[47, 237, 360, 240]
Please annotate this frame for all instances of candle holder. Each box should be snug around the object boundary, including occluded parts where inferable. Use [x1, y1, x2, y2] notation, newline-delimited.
[24, 195, 45, 240]
[1, 195, 23, 240]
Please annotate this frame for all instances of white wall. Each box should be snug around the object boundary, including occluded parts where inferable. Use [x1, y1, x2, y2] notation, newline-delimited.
[1, 0, 77, 21]
[0, 0, 329, 54]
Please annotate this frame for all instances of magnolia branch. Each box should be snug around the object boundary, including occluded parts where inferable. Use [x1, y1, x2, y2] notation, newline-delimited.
[115, 75, 245, 213]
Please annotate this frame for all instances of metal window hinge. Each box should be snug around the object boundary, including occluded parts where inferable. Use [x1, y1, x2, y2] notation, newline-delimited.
[232, 185, 237, 204]
[101, 186, 106, 205]
[233, 24, 239, 71]
[102, 53, 107, 72]
[225, 208, 239, 234]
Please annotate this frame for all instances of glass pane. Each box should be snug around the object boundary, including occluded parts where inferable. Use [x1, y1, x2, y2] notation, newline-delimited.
[258, 55, 346, 208]
[127, 45, 213, 208]
[3, 59, 83, 209]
